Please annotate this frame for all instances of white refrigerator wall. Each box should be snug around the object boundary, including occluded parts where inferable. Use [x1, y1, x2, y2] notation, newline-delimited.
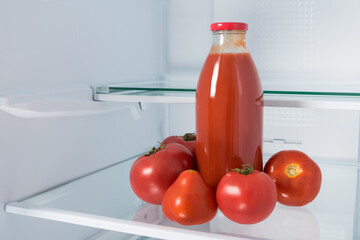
[162, 0, 360, 87]
[0, 0, 165, 239]
[165, 0, 360, 161]
[0, 0, 163, 93]
[214, 0, 360, 90]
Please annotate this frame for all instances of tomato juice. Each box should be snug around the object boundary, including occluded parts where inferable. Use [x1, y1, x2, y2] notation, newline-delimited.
[196, 49, 263, 189]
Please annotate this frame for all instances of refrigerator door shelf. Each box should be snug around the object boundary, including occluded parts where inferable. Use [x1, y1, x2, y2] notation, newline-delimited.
[0, 87, 142, 118]
[94, 82, 360, 110]
[6, 155, 360, 240]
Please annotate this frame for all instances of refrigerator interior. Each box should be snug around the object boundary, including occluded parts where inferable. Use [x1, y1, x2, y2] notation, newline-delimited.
[1, 0, 359, 239]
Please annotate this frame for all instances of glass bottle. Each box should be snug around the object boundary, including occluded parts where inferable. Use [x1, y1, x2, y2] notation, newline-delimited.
[196, 22, 263, 190]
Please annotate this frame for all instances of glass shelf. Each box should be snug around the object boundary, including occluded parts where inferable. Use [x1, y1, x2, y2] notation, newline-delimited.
[6, 155, 360, 240]
[93, 81, 360, 110]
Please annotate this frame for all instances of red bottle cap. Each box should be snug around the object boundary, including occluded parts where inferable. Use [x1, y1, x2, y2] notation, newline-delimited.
[210, 22, 248, 31]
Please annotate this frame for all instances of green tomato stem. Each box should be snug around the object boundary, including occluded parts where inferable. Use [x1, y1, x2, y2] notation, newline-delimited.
[183, 133, 196, 142]
[144, 144, 167, 156]
[231, 164, 253, 175]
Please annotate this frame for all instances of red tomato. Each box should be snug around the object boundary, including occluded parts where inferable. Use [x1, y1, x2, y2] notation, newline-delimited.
[162, 170, 217, 225]
[216, 165, 277, 224]
[264, 150, 322, 206]
[162, 133, 196, 157]
[130, 143, 194, 205]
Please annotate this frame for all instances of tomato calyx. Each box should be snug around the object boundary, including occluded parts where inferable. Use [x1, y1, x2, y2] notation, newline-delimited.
[144, 144, 167, 156]
[183, 133, 196, 142]
[231, 164, 253, 175]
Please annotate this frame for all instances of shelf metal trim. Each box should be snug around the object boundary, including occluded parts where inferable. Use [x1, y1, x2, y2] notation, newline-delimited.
[94, 92, 360, 110]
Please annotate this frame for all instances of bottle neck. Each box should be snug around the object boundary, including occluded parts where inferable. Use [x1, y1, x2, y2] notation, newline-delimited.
[210, 30, 248, 54]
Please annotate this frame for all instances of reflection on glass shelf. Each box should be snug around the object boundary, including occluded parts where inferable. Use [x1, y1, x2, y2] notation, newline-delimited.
[87, 229, 160, 240]
[93, 82, 360, 110]
[6, 155, 360, 240]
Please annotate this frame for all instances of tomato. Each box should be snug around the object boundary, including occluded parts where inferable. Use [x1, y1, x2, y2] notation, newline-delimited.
[264, 150, 322, 206]
[216, 165, 277, 224]
[130, 143, 194, 205]
[162, 133, 196, 157]
[162, 170, 217, 225]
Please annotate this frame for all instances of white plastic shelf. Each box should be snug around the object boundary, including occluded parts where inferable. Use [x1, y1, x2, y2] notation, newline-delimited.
[6, 155, 360, 240]
[0, 87, 138, 118]
[93, 82, 360, 110]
